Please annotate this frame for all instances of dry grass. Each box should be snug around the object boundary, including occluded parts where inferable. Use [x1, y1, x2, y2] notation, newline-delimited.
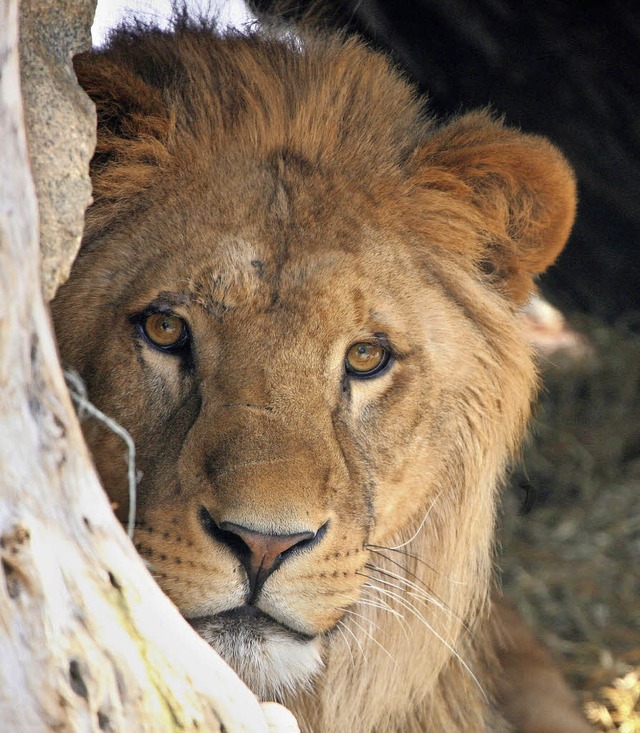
[585, 670, 640, 732]
[500, 313, 640, 729]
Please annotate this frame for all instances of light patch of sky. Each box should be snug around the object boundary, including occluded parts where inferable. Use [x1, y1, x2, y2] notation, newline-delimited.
[92, 0, 256, 46]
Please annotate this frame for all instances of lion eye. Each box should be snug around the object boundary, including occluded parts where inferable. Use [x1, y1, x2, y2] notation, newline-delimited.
[345, 341, 391, 378]
[142, 313, 187, 351]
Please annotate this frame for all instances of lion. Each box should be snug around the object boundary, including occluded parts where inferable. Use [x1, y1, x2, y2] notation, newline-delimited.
[52, 16, 589, 732]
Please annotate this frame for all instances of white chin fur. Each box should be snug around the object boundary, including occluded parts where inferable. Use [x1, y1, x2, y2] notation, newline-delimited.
[193, 618, 324, 700]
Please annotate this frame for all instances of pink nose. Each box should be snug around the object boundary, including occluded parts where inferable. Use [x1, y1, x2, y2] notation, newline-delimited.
[215, 519, 317, 596]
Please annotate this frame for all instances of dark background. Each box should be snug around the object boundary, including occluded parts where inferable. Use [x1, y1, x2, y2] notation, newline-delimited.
[253, 0, 640, 325]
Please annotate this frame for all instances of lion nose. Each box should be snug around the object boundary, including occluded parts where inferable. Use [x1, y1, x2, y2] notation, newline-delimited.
[200, 509, 323, 599]
[222, 522, 316, 592]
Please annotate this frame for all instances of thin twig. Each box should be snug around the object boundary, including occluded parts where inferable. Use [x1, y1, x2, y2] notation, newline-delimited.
[64, 370, 138, 539]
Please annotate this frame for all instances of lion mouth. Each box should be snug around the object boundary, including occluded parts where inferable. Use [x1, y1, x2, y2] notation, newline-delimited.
[187, 604, 324, 698]
[188, 604, 315, 643]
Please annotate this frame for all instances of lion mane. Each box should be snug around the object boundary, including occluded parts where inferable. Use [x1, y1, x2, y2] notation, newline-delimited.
[54, 16, 578, 732]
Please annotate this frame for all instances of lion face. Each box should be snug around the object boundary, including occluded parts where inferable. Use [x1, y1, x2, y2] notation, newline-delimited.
[56, 21, 575, 721]
[55, 171, 491, 696]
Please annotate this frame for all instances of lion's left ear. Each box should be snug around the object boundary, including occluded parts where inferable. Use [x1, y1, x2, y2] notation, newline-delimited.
[412, 112, 577, 302]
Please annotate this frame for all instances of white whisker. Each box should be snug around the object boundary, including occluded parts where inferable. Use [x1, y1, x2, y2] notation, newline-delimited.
[364, 569, 451, 621]
[363, 582, 487, 700]
[364, 565, 474, 638]
[389, 488, 444, 550]
[368, 545, 468, 586]
[366, 564, 446, 608]
[337, 619, 368, 663]
[343, 612, 397, 666]
[342, 607, 382, 633]
[335, 622, 356, 669]
[355, 592, 411, 640]
[356, 596, 406, 622]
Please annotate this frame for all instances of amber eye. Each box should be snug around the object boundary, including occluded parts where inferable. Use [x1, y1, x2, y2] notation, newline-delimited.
[345, 341, 391, 378]
[142, 313, 187, 351]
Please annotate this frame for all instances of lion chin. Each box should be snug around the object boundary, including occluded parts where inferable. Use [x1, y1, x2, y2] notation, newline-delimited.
[188, 607, 324, 701]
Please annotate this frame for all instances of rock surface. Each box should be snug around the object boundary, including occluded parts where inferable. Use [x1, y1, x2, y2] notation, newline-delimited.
[19, 0, 97, 301]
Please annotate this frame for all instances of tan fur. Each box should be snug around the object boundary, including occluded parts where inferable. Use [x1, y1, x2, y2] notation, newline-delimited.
[493, 600, 592, 732]
[54, 18, 579, 732]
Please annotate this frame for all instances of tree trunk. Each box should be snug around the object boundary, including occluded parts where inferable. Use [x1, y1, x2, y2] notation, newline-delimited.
[0, 2, 297, 730]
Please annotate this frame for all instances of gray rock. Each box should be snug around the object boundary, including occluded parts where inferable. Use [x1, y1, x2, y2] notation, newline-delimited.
[19, 0, 97, 301]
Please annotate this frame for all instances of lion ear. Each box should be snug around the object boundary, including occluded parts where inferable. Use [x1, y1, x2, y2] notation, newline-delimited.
[73, 51, 173, 239]
[413, 112, 577, 302]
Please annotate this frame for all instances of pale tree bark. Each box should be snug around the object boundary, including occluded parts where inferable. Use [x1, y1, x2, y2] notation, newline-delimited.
[0, 2, 298, 730]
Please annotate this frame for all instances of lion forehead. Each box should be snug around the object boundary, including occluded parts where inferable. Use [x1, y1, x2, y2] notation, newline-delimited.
[178, 238, 390, 319]
[185, 236, 271, 311]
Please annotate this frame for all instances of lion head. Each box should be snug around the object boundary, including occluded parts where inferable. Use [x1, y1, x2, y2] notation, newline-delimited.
[54, 18, 576, 732]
